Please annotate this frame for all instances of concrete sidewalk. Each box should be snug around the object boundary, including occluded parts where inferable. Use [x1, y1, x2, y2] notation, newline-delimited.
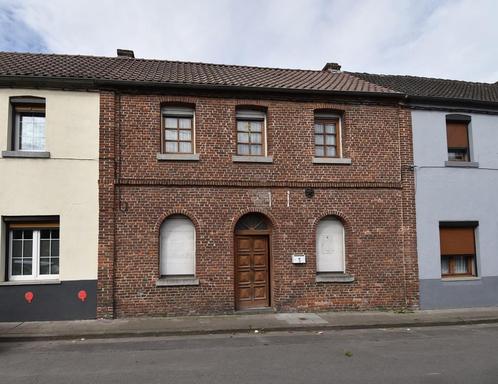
[1, 307, 498, 341]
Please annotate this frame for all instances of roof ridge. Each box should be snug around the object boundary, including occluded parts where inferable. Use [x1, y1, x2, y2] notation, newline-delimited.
[348, 71, 495, 87]
[0, 50, 327, 74]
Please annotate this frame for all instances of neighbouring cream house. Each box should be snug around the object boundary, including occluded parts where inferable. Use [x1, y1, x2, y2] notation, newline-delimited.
[0, 88, 99, 321]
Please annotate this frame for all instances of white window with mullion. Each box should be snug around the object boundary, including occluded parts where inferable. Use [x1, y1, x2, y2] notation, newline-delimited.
[163, 107, 195, 154]
[9, 226, 60, 281]
[236, 109, 266, 156]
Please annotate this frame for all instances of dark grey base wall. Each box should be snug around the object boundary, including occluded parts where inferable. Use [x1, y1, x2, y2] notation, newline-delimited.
[420, 277, 498, 309]
[0, 280, 96, 322]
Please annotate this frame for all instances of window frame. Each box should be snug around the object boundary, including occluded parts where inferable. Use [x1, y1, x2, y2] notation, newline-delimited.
[314, 114, 342, 159]
[7, 223, 60, 282]
[439, 223, 477, 279]
[161, 107, 195, 155]
[235, 109, 267, 157]
[11, 102, 47, 152]
[316, 217, 346, 273]
[446, 117, 471, 162]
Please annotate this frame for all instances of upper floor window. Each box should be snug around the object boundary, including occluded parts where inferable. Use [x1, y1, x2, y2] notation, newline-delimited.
[316, 216, 345, 273]
[162, 106, 195, 154]
[11, 97, 46, 152]
[440, 222, 477, 278]
[446, 115, 471, 162]
[314, 113, 341, 158]
[160, 215, 195, 276]
[7, 218, 60, 281]
[236, 109, 266, 156]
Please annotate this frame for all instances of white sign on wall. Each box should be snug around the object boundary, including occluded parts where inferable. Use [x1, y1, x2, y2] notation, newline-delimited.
[292, 253, 306, 264]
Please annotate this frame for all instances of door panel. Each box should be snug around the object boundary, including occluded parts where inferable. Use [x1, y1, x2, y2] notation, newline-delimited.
[235, 235, 269, 309]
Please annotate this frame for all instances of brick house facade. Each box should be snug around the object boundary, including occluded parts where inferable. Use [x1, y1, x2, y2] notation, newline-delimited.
[97, 89, 418, 318]
[0, 52, 419, 320]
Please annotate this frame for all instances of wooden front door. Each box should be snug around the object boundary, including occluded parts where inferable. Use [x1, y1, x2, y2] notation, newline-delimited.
[235, 235, 270, 309]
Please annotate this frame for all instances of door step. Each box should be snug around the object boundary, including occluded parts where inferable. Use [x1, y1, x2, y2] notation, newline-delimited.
[235, 307, 276, 315]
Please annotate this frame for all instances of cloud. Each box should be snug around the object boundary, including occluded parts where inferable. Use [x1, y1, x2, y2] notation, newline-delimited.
[0, 0, 496, 82]
[0, 1, 47, 53]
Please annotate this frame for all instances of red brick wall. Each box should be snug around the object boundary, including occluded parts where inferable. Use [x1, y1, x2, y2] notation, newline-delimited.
[98, 91, 418, 318]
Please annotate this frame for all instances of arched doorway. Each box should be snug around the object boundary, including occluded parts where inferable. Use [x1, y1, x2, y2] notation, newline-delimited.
[234, 213, 272, 310]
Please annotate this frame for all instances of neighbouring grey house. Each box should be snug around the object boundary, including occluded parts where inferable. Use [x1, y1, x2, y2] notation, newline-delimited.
[353, 73, 498, 309]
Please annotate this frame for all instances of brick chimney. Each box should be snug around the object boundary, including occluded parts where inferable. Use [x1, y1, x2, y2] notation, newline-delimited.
[322, 62, 341, 72]
[116, 49, 135, 58]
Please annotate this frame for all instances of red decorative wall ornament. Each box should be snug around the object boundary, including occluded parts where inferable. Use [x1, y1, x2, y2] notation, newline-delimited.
[24, 291, 34, 303]
[77, 290, 87, 302]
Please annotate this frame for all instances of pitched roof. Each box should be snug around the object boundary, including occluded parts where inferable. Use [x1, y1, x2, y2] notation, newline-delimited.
[350, 72, 498, 105]
[0, 51, 398, 96]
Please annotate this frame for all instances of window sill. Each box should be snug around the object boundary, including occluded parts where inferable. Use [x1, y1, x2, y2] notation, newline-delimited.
[1, 150, 51, 159]
[313, 157, 352, 165]
[441, 276, 480, 282]
[445, 161, 479, 168]
[157, 153, 200, 161]
[0, 279, 61, 286]
[232, 155, 273, 163]
[315, 273, 355, 283]
[156, 276, 199, 287]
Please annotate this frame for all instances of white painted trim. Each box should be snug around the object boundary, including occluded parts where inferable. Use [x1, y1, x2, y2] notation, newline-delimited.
[8, 229, 60, 282]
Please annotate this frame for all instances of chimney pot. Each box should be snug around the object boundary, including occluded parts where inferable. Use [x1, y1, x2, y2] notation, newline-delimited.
[117, 49, 135, 58]
[322, 62, 341, 71]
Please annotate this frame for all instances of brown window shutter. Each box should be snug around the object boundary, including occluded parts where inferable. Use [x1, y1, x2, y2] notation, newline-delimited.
[440, 227, 475, 255]
[446, 122, 469, 148]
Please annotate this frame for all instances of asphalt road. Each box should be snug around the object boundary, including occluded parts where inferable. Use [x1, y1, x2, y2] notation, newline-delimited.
[1, 324, 498, 384]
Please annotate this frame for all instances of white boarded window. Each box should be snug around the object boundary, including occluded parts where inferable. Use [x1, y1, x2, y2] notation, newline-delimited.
[316, 217, 345, 272]
[160, 215, 195, 276]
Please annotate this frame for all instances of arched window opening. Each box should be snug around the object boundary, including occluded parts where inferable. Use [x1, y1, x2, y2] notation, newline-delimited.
[160, 215, 195, 276]
[316, 217, 345, 273]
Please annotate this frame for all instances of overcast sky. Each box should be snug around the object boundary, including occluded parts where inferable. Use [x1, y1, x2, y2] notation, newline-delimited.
[1, 0, 497, 82]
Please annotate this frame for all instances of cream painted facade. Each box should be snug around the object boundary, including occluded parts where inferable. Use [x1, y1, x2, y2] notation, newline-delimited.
[0, 89, 99, 282]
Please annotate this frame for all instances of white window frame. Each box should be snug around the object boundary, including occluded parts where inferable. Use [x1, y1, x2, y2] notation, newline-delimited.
[160, 216, 196, 277]
[314, 113, 343, 158]
[236, 109, 268, 157]
[316, 217, 346, 273]
[8, 228, 60, 281]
